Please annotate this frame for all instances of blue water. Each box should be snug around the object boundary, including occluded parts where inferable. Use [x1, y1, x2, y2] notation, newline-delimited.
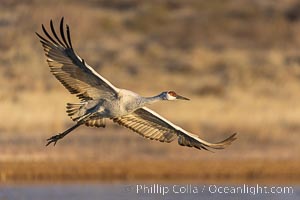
[0, 183, 299, 200]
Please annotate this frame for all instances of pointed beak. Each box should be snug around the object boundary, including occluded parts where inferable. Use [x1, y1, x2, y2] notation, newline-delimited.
[176, 94, 190, 101]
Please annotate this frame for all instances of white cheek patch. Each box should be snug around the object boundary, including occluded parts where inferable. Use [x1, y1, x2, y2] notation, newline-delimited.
[167, 93, 177, 100]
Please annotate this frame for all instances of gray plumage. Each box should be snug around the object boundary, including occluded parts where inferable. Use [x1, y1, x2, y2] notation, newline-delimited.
[36, 18, 237, 151]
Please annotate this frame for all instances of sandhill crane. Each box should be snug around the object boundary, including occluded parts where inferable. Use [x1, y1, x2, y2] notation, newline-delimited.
[36, 18, 237, 151]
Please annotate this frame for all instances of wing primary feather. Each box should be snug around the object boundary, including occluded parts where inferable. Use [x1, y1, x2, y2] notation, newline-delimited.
[37, 18, 119, 101]
[59, 17, 70, 48]
[199, 144, 213, 152]
[50, 19, 66, 48]
[35, 32, 50, 44]
[66, 25, 73, 49]
[42, 24, 59, 46]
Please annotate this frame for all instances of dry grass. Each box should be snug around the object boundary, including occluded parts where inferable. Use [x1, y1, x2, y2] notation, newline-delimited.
[1, 0, 300, 182]
[0, 160, 299, 183]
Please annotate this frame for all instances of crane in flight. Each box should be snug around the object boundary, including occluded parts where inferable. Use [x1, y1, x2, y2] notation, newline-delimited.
[36, 18, 237, 151]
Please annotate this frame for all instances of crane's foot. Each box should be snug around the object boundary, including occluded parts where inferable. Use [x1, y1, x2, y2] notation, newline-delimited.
[46, 133, 65, 146]
[45, 123, 82, 146]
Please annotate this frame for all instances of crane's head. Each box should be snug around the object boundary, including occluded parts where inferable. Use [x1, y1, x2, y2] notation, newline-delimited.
[162, 91, 190, 101]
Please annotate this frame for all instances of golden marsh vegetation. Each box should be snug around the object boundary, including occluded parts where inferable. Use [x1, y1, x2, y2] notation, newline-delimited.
[0, 0, 300, 182]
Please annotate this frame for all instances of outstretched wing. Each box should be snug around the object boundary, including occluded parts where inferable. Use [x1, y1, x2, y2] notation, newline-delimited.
[36, 17, 119, 100]
[113, 107, 237, 151]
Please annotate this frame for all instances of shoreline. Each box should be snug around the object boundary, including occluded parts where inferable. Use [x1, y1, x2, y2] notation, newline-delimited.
[0, 159, 299, 184]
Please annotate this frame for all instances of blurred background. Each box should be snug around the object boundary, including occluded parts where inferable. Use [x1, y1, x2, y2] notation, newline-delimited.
[0, 0, 299, 189]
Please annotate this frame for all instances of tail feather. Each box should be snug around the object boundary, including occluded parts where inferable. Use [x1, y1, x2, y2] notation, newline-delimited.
[66, 102, 105, 127]
[66, 102, 85, 121]
[85, 118, 106, 128]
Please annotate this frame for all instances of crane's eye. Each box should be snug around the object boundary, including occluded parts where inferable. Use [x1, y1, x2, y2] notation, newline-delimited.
[168, 91, 177, 97]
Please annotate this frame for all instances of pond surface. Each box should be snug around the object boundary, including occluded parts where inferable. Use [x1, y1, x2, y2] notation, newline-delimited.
[0, 183, 299, 200]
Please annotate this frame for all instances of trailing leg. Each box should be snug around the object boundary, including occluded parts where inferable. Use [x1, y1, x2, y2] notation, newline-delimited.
[46, 123, 82, 146]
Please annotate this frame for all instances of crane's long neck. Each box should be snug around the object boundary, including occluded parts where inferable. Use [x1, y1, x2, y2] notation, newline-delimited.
[139, 94, 164, 107]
